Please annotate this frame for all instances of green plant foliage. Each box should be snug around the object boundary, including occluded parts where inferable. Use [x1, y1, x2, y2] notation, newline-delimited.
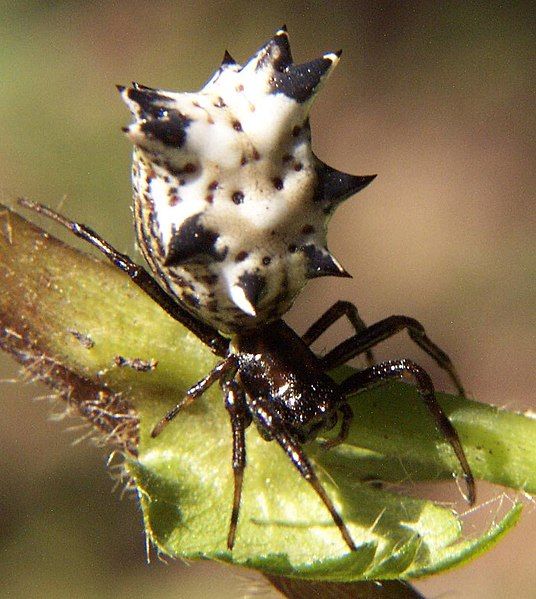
[0, 204, 532, 581]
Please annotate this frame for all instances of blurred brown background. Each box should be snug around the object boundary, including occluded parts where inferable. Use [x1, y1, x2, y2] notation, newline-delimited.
[0, 2, 534, 598]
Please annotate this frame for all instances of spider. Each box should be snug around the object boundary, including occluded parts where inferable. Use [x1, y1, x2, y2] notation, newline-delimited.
[18, 28, 475, 551]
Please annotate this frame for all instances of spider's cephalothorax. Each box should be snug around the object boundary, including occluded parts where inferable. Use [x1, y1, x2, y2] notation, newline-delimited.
[118, 27, 374, 333]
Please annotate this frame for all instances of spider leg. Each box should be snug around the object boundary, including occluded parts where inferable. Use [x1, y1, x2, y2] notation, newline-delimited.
[321, 402, 353, 450]
[321, 314, 465, 397]
[250, 397, 357, 551]
[17, 198, 228, 356]
[222, 379, 251, 550]
[151, 356, 237, 437]
[301, 300, 374, 366]
[340, 359, 475, 505]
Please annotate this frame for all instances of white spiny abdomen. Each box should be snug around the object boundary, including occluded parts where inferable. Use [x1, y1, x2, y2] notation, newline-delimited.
[119, 27, 375, 333]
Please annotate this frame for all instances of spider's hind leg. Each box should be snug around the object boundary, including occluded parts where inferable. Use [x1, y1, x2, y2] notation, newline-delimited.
[17, 198, 228, 355]
[321, 313, 465, 397]
[302, 300, 374, 366]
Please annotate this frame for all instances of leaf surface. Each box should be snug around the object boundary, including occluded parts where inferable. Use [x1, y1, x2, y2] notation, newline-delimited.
[0, 204, 531, 580]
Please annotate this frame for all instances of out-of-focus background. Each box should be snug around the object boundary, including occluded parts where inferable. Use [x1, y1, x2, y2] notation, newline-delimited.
[0, 2, 533, 598]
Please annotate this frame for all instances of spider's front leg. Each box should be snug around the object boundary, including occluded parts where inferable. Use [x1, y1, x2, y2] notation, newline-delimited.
[320, 402, 353, 450]
[222, 379, 251, 550]
[340, 359, 475, 505]
[249, 396, 357, 552]
[151, 356, 237, 438]
[17, 198, 228, 356]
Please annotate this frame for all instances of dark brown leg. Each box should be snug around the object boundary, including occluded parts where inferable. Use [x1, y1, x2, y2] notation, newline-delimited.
[321, 403, 353, 450]
[17, 198, 228, 356]
[340, 359, 475, 505]
[302, 300, 374, 366]
[250, 397, 357, 552]
[222, 379, 251, 550]
[151, 356, 237, 437]
[322, 314, 465, 396]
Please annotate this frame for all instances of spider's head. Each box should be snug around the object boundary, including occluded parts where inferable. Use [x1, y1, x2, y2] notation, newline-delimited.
[118, 27, 375, 333]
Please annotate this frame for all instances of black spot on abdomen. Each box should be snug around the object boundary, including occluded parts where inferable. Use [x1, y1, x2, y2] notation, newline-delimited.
[127, 86, 173, 118]
[237, 272, 266, 311]
[140, 110, 191, 148]
[164, 213, 226, 266]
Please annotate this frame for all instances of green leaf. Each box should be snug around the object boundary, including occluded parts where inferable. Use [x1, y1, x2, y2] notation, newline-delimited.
[0, 203, 532, 581]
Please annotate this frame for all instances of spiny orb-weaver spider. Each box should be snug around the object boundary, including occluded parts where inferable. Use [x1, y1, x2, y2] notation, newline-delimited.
[19, 27, 475, 552]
